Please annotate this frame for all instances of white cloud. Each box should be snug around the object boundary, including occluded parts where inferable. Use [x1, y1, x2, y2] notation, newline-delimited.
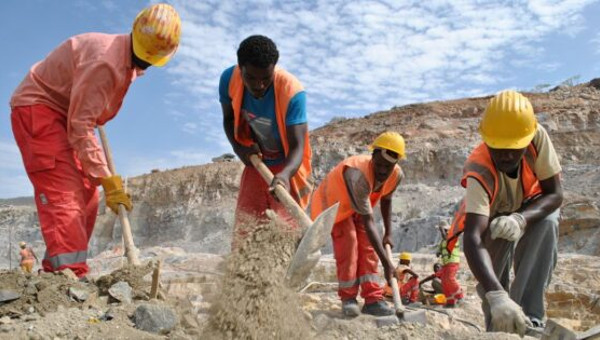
[167, 0, 595, 122]
[182, 122, 198, 134]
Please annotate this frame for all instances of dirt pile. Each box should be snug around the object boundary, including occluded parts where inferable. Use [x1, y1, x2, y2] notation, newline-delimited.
[0, 265, 192, 340]
[204, 215, 310, 340]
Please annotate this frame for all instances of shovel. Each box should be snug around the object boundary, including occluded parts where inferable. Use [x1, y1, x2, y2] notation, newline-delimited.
[98, 126, 140, 266]
[374, 244, 427, 327]
[248, 154, 339, 289]
[529, 319, 600, 340]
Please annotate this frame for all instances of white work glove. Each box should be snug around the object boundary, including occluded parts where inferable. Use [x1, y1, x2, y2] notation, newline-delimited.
[489, 213, 526, 242]
[486, 290, 532, 337]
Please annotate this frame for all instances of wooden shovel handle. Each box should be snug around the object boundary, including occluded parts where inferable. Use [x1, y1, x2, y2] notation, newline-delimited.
[248, 154, 313, 230]
[385, 243, 405, 315]
[98, 126, 140, 266]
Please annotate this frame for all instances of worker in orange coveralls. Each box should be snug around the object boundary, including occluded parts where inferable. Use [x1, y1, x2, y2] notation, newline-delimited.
[10, 4, 181, 278]
[384, 252, 420, 304]
[311, 132, 406, 317]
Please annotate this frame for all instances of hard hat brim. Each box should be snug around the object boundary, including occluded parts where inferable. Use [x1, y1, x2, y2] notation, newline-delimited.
[480, 129, 536, 150]
[369, 145, 407, 160]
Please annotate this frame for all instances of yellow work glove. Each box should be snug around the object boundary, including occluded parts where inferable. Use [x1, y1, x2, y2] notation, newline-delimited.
[101, 175, 133, 214]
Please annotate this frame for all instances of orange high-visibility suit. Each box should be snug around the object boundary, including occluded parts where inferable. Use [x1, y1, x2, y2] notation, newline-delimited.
[311, 155, 401, 304]
[10, 33, 141, 277]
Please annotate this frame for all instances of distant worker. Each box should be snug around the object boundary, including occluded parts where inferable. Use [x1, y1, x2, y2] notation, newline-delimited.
[19, 242, 39, 273]
[311, 132, 406, 317]
[220, 35, 312, 244]
[437, 222, 464, 307]
[10, 4, 181, 278]
[19, 242, 40, 274]
[419, 262, 443, 296]
[384, 252, 420, 304]
[446, 90, 563, 335]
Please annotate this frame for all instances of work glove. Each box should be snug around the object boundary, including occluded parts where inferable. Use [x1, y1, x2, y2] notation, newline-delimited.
[486, 290, 532, 337]
[489, 213, 526, 242]
[101, 175, 133, 214]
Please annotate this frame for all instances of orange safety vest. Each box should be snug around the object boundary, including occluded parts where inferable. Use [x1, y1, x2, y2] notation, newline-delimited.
[310, 155, 400, 223]
[446, 142, 542, 253]
[228, 66, 313, 209]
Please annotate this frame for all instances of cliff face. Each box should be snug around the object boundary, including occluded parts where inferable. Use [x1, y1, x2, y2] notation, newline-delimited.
[2, 83, 600, 266]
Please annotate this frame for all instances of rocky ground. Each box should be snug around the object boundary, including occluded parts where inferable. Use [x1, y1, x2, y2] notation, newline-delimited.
[1, 83, 600, 338]
[0, 244, 598, 339]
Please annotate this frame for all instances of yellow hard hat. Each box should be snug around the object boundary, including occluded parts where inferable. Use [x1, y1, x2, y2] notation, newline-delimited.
[370, 131, 406, 159]
[479, 90, 537, 149]
[399, 252, 411, 261]
[19, 242, 26, 247]
[132, 3, 181, 67]
[434, 294, 447, 305]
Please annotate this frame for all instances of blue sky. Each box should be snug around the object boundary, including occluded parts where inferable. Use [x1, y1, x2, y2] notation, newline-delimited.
[1, 0, 600, 198]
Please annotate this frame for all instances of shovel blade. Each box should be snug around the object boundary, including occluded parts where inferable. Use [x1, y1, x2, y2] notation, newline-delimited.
[375, 310, 428, 327]
[402, 309, 427, 324]
[285, 203, 339, 289]
[542, 319, 578, 340]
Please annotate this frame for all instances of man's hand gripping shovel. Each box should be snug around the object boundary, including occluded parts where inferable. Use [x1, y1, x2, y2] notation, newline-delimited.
[248, 154, 339, 289]
[98, 126, 140, 266]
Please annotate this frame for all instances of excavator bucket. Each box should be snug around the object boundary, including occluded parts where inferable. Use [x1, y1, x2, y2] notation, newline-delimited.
[285, 203, 339, 289]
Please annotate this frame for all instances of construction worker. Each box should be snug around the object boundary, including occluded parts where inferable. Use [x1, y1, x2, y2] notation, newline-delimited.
[446, 90, 563, 335]
[220, 35, 312, 243]
[310, 132, 405, 317]
[384, 252, 420, 304]
[19, 242, 39, 274]
[437, 222, 464, 307]
[419, 262, 443, 296]
[10, 4, 181, 278]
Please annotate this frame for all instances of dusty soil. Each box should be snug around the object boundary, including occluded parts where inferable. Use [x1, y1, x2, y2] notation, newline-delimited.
[203, 214, 311, 340]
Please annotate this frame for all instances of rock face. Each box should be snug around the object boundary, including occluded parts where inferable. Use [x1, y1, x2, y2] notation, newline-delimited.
[1, 83, 600, 264]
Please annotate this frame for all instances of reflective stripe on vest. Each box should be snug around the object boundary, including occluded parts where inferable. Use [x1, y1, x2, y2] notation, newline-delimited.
[446, 142, 542, 253]
[310, 155, 400, 223]
[44, 250, 87, 269]
[228, 66, 313, 209]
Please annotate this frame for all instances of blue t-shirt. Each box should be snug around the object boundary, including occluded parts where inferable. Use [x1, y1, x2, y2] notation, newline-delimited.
[219, 66, 307, 165]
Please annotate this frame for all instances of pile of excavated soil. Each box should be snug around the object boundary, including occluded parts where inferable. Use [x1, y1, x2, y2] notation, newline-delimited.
[0, 265, 193, 340]
[0, 270, 85, 317]
[95, 262, 154, 299]
[203, 214, 311, 340]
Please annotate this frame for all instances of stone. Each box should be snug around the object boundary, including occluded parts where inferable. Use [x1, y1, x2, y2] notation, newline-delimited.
[24, 282, 38, 296]
[0, 316, 13, 325]
[0, 290, 20, 304]
[59, 269, 79, 281]
[133, 303, 178, 334]
[180, 314, 198, 329]
[68, 286, 90, 302]
[108, 281, 132, 304]
[24, 313, 40, 322]
[312, 313, 331, 332]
